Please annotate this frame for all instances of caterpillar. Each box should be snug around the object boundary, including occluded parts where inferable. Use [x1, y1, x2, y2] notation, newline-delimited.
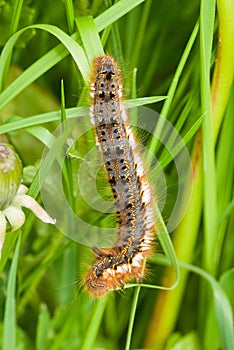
[85, 55, 155, 296]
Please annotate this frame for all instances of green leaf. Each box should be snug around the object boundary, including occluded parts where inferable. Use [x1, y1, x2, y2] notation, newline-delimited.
[36, 304, 50, 350]
[220, 268, 234, 315]
[3, 234, 21, 350]
[200, 0, 217, 274]
[80, 297, 108, 350]
[180, 261, 234, 350]
[147, 20, 199, 162]
[94, 0, 145, 32]
[0, 96, 166, 135]
[76, 16, 104, 64]
[0, 0, 145, 110]
[165, 331, 200, 350]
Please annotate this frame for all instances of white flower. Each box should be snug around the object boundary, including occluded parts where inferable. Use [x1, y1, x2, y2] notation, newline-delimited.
[0, 143, 56, 257]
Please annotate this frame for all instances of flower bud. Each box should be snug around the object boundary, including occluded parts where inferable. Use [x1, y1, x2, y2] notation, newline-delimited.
[0, 143, 23, 209]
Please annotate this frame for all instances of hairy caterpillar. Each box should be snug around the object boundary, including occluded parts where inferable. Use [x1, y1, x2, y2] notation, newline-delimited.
[85, 55, 155, 296]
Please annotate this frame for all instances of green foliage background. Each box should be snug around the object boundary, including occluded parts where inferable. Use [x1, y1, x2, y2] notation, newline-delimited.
[0, 0, 233, 349]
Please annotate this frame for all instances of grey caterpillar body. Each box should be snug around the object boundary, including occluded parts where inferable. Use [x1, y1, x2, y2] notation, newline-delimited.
[85, 55, 155, 296]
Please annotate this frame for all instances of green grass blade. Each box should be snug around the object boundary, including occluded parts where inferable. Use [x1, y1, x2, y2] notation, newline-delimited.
[147, 20, 199, 162]
[0, 97, 165, 135]
[130, 0, 152, 69]
[2, 234, 21, 350]
[9, 0, 23, 36]
[125, 96, 167, 108]
[200, 0, 216, 273]
[160, 113, 205, 169]
[17, 236, 67, 314]
[212, 0, 234, 138]
[0, 229, 20, 275]
[0, 41, 65, 100]
[25, 126, 54, 148]
[0, 107, 87, 135]
[80, 297, 108, 350]
[1, 0, 24, 86]
[76, 16, 104, 64]
[219, 199, 234, 225]
[31, 24, 90, 81]
[36, 304, 50, 350]
[94, 0, 145, 32]
[154, 205, 180, 288]
[2, 115, 55, 147]
[125, 286, 141, 350]
[215, 84, 234, 268]
[0, 0, 145, 109]
[144, 140, 203, 348]
[64, 0, 75, 33]
[60, 80, 75, 211]
[0, 24, 89, 92]
[220, 268, 234, 312]
[179, 261, 234, 350]
[37, 130, 69, 194]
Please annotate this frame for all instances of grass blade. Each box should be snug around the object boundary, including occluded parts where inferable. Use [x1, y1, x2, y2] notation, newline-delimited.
[3, 234, 21, 350]
[76, 16, 104, 64]
[36, 304, 50, 350]
[179, 261, 234, 350]
[80, 297, 108, 350]
[0, 96, 166, 135]
[200, 0, 216, 273]
[147, 20, 199, 162]
[0, 0, 145, 109]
